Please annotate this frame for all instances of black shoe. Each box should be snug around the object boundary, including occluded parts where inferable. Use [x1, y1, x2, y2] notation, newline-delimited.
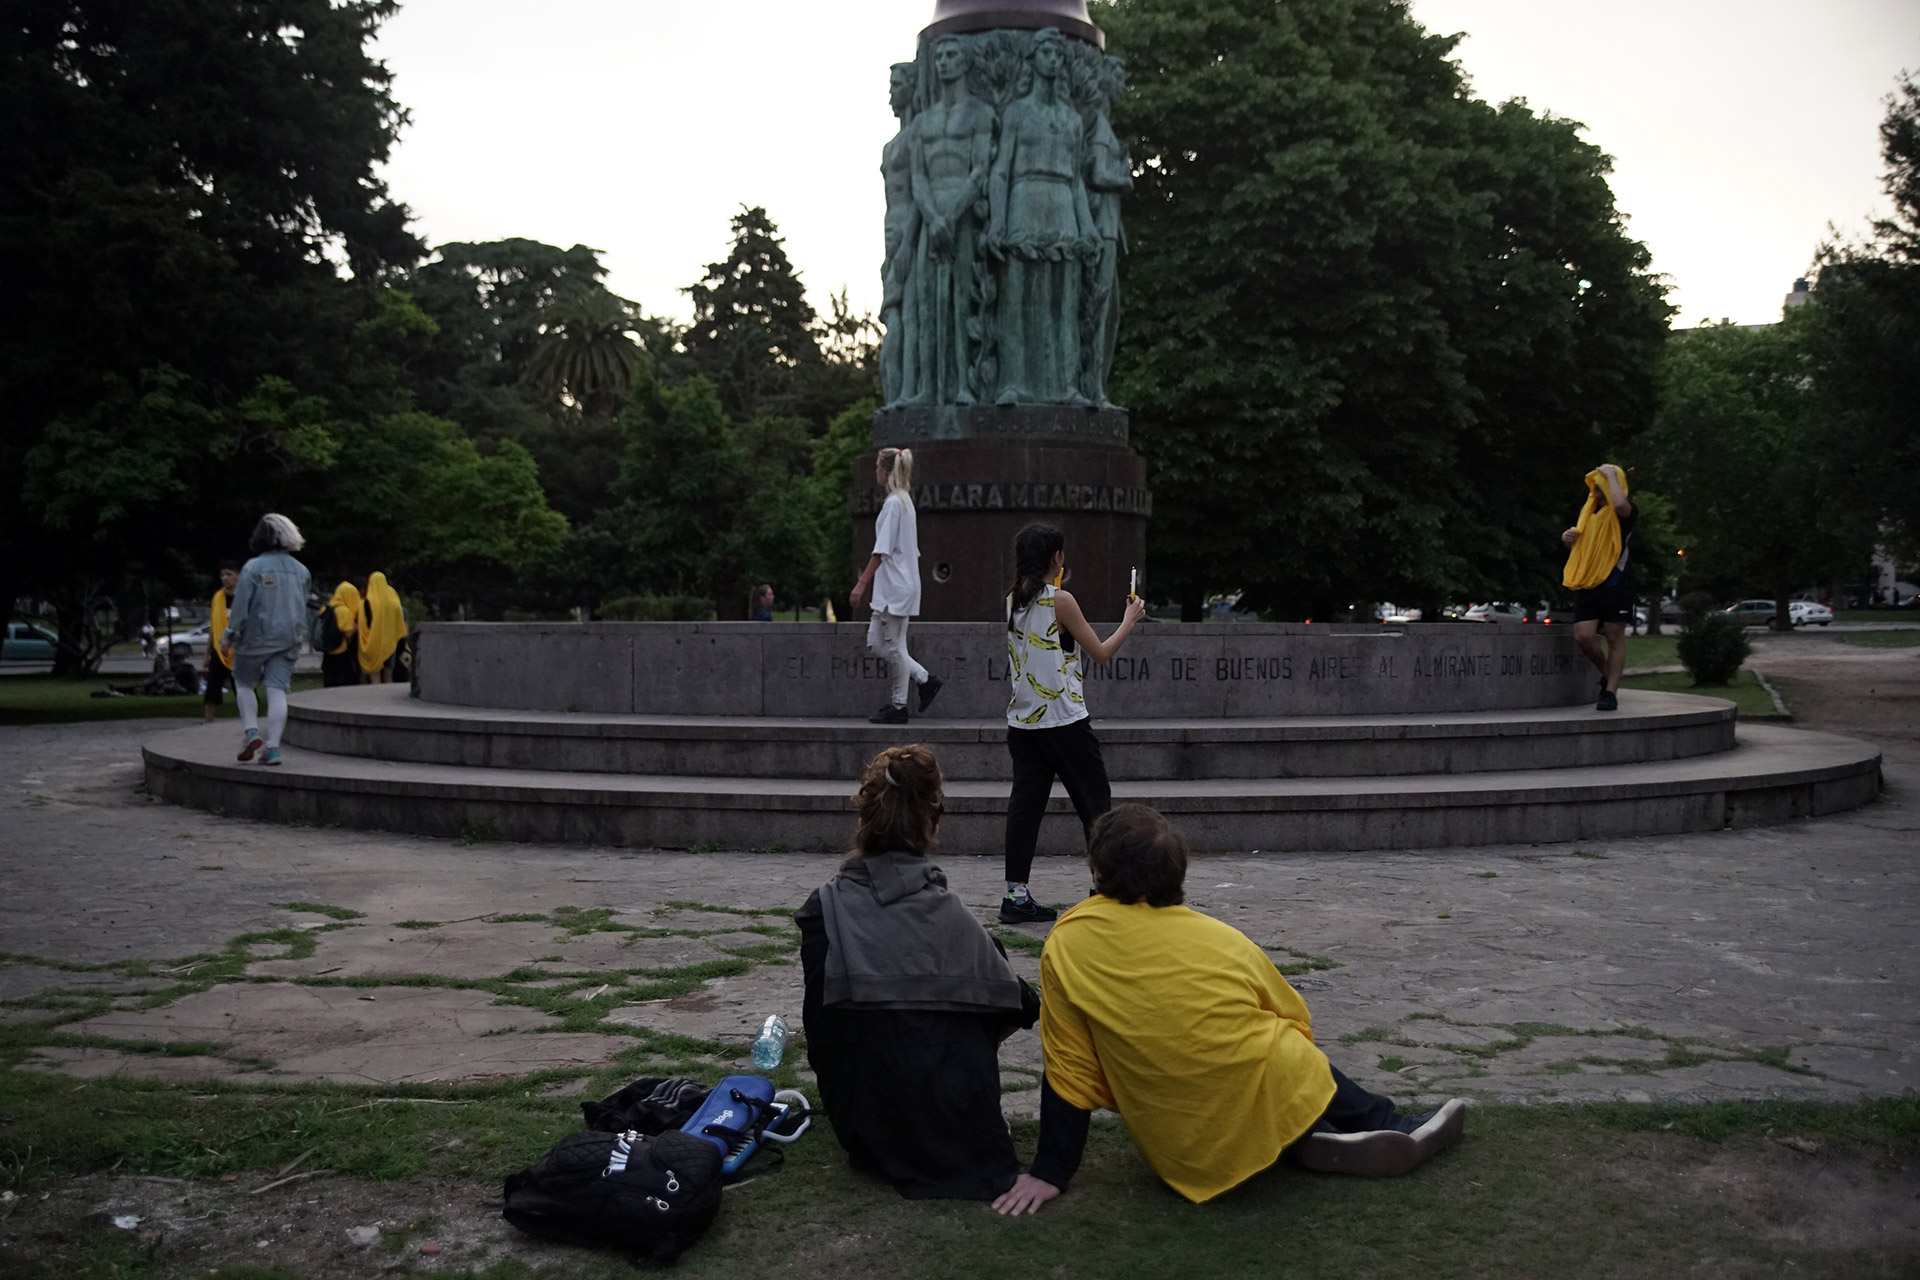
[998, 896, 1059, 924]
[868, 704, 909, 725]
[917, 673, 944, 714]
[1597, 689, 1618, 711]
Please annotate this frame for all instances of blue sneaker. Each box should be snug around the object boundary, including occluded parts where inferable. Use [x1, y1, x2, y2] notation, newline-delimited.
[237, 729, 263, 762]
[262, 747, 282, 766]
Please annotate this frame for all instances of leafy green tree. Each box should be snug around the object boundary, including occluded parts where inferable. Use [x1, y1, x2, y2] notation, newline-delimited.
[1804, 73, 1920, 565]
[2, 0, 420, 667]
[1637, 319, 1876, 630]
[809, 400, 879, 611]
[1102, 0, 1670, 619]
[680, 206, 826, 424]
[401, 240, 655, 527]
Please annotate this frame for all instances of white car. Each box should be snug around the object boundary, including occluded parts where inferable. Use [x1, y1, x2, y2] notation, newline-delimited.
[1789, 601, 1833, 627]
[153, 623, 215, 660]
[1462, 602, 1529, 624]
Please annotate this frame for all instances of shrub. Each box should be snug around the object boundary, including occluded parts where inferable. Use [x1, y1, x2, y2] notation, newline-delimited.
[596, 594, 716, 622]
[1677, 610, 1751, 685]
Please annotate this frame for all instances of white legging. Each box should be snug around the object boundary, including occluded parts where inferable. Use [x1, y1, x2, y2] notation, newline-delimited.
[237, 685, 289, 749]
[871, 611, 929, 708]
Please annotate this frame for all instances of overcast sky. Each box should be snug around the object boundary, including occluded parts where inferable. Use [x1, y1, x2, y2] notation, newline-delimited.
[370, 0, 1919, 330]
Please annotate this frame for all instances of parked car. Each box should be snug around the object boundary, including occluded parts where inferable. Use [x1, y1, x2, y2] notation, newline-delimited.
[3, 622, 59, 661]
[1725, 599, 1781, 628]
[1789, 600, 1834, 627]
[1462, 602, 1529, 624]
[154, 623, 215, 660]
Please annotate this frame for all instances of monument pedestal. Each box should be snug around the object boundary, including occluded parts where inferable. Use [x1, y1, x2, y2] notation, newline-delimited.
[861, 405, 1149, 622]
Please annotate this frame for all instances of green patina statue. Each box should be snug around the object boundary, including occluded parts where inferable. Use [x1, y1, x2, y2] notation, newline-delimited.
[879, 25, 1128, 411]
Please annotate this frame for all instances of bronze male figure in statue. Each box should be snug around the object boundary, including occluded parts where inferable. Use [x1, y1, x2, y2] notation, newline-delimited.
[1081, 58, 1131, 410]
[880, 62, 921, 408]
[908, 36, 995, 406]
[986, 28, 1098, 406]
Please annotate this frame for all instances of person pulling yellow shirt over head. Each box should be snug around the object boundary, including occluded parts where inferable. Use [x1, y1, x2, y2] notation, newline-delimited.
[1561, 464, 1637, 711]
[358, 571, 407, 683]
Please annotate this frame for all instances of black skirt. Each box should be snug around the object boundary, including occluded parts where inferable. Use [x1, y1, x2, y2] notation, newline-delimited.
[796, 891, 1025, 1200]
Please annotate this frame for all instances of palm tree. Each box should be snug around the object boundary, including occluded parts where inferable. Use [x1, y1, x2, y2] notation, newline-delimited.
[525, 284, 644, 415]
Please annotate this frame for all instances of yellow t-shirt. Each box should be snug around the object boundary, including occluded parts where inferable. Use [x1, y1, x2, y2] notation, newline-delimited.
[1040, 896, 1337, 1203]
[209, 590, 233, 668]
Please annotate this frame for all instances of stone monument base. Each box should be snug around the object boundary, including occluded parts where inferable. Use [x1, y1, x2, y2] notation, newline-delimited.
[864, 405, 1147, 622]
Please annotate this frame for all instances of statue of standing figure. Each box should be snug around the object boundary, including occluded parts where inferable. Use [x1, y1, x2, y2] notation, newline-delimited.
[907, 36, 996, 406]
[1081, 58, 1131, 410]
[985, 28, 1098, 406]
[880, 62, 920, 407]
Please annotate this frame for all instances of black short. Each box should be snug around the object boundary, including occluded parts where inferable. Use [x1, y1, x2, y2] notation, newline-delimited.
[1573, 580, 1632, 626]
[202, 660, 234, 705]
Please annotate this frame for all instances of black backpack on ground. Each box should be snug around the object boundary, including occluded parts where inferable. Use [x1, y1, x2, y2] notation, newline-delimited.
[582, 1076, 710, 1136]
[502, 1127, 723, 1263]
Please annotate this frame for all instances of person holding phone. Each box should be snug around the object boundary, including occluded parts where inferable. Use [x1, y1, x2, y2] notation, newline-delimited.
[999, 522, 1146, 923]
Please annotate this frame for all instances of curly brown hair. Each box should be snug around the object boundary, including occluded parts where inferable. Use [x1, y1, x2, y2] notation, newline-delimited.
[850, 744, 944, 859]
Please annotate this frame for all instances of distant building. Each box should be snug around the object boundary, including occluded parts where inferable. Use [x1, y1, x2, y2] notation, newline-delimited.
[1783, 277, 1811, 311]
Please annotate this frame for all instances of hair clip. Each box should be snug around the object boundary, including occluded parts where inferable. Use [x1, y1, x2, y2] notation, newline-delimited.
[884, 767, 900, 787]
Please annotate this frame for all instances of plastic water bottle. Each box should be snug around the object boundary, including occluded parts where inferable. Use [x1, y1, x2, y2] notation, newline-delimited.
[750, 1014, 788, 1071]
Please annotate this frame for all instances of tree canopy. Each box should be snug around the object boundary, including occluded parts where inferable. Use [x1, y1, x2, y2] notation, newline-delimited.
[1103, 0, 1671, 618]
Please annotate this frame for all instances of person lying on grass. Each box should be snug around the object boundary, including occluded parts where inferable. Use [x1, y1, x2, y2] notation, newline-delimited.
[993, 804, 1467, 1215]
[795, 744, 1040, 1199]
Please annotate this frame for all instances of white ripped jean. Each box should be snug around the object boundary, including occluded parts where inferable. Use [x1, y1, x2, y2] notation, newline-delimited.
[867, 610, 929, 708]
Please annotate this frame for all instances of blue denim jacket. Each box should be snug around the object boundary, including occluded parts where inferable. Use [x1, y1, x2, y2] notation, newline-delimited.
[223, 552, 312, 655]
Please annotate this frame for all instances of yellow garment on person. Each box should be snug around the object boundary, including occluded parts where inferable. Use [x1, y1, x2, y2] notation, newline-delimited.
[1039, 896, 1337, 1203]
[358, 571, 407, 673]
[1562, 468, 1632, 590]
[209, 589, 233, 668]
[327, 583, 361, 656]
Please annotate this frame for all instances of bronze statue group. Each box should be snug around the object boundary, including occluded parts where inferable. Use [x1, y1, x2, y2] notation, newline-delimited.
[881, 28, 1130, 411]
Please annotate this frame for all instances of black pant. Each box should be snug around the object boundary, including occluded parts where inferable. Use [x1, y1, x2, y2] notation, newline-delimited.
[202, 660, 233, 707]
[1313, 1063, 1406, 1133]
[1004, 718, 1112, 884]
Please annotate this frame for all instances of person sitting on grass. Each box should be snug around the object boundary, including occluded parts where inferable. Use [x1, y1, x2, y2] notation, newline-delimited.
[993, 804, 1467, 1216]
[795, 744, 1039, 1199]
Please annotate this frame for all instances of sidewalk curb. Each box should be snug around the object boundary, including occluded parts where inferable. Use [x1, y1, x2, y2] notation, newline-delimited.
[1751, 669, 1794, 723]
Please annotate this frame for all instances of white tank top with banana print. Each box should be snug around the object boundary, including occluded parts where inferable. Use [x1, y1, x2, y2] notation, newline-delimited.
[1006, 586, 1088, 729]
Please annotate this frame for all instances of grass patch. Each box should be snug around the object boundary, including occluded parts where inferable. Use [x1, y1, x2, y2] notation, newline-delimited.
[1620, 668, 1779, 718]
[394, 920, 441, 930]
[992, 929, 1047, 955]
[0, 673, 322, 726]
[1, 1082, 1916, 1279]
[1837, 630, 1920, 648]
[272, 902, 363, 921]
[1834, 609, 1920, 623]
[1624, 633, 1681, 669]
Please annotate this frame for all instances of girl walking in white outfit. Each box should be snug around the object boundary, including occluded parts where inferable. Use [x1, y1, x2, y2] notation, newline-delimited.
[851, 447, 943, 725]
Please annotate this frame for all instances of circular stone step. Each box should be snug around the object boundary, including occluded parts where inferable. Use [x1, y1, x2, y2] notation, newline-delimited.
[144, 721, 1881, 854]
[285, 685, 1738, 781]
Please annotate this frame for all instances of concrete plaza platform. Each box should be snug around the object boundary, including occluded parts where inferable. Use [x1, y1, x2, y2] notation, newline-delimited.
[141, 686, 1880, 852]
[282, 683, 1740, 780]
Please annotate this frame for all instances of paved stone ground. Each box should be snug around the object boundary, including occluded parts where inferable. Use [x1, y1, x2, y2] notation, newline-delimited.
[1, 631, 1914, 1116]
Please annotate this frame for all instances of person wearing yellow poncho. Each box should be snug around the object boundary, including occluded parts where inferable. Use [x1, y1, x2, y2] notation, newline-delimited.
[320, 582, 361, 688]
[357, 571, 408, 683]
[993, 805, 1467, 1217]
[1561, 463, 1637, 711]
[202, 562, 240, 723]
